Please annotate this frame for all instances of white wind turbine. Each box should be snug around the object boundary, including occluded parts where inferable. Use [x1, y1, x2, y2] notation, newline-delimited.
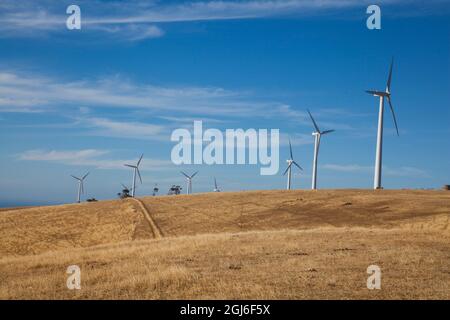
[181, 171, 198, 195]
[124, 154, 143, 197]
[283, 140, 302, 190]
[366, 58, 399, 189]
[71, 172, 89, 203]
[307, 109, 335, 190]
[213, 177, 220, 192]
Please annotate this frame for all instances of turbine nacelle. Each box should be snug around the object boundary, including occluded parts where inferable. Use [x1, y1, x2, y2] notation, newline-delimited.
[366, 90, 390, 97]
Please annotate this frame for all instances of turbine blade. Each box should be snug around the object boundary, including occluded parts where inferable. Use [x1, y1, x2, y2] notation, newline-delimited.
[386, 58, 394, 93]
[293, 161, 303, 171]
[321, 129, 335, 135]
[137, 154, 143, 166]
[137, 168, 142, 184]
[387, 97, 399, 136]
[283, 163, 292, 176]
[71, 175, 81, 181]
[214, 177, 217, 189]
[124, 164, 136, 168]
[82, 172, 89, 180]
[307, 109, 320, 133]
[191, 171, 198, 179]
[289, 139, 293, 159]
[180, 171, 189, 178]
[121, 183, 128, 190]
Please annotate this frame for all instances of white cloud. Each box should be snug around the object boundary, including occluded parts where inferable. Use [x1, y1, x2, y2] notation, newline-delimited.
[92, 24, 165, 41]
[384, 166, 430, 178]
[0, 70, 280, 117]
[322, 163, 429, 178]
[1, 0, 440, 40]
[84, 117, 167, 140]
[19, 149, 108, 161]
[322, 163, 371, 172]
[18, 149, 172, 171]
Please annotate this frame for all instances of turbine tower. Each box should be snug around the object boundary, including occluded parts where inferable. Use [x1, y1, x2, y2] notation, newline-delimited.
[283, 140, 302, 190]
[213, 177, 220, 192]
[71, 172, 89, 203]
[307, 109, 335, 190]
[181, 171, 198, 195]
[366, 58, 399, 189]
[124, 154, 143, 197]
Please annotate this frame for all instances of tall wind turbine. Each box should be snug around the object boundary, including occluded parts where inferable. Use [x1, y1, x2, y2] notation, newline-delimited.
[181, 171, 198, 195]
[283, 140, 302, 190]
[366, 58, 399, 189]
[307, 109, 335, 190]
[124, 154, 143, 197]
[71, 172, 89, 203]
[213, 177, 220, 192]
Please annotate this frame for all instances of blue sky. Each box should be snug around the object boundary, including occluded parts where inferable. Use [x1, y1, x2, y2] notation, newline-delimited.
[0, 0, 449, 206]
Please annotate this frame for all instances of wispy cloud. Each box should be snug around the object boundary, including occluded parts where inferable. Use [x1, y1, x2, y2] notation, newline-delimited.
[82, 117, 167, 140]
[0, 0, 444, 41]
[19, 149, 108, 162]
[0, 70, 281, 118]
[18, 149, 172, 171]
[322, 163, 429, 178]
[322, 163, 371, 172]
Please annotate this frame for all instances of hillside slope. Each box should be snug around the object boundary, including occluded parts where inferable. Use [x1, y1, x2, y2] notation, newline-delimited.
[0, 199, 153, 256]
[0, 190, 449, 299]
[143, 189, 450, 236]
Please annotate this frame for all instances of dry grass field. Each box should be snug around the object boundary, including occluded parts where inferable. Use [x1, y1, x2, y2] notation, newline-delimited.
[0, 190, 449, 299]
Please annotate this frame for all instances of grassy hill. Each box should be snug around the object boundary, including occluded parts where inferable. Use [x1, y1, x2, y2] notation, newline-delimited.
[0, 190, 449, 299]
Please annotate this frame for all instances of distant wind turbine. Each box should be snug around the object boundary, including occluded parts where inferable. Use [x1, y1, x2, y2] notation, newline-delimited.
[71, 172, 89, 203]
[283, 140, 302, 190]
[121, 183, 133, 194]
[124, 154, 143, 197]
[307, 109, 335, 190]
[213, 177, 220, 192]
[366, 58, 399, 189]
[181, 171, 198, 194]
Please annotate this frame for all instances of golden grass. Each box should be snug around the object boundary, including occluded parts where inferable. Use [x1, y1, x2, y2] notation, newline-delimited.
[143, 189, 450, 236]
[0, 199, 153, 256]
[0, 189, 449, 299]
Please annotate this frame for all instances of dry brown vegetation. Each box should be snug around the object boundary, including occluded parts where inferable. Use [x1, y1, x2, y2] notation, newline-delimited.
[0, 190, 449, 299]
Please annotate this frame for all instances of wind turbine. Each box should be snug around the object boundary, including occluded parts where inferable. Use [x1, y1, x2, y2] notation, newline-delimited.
[121, 183, 133, 194]
[283, 140, 302, 190]
[71, 172, 89, 203]
[124, 154, 143, 197]
[366, 58, 399, 189]
[213, 177, 220, 192]
[181, 171, 198, 195]
[307, 109, 335, 190]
